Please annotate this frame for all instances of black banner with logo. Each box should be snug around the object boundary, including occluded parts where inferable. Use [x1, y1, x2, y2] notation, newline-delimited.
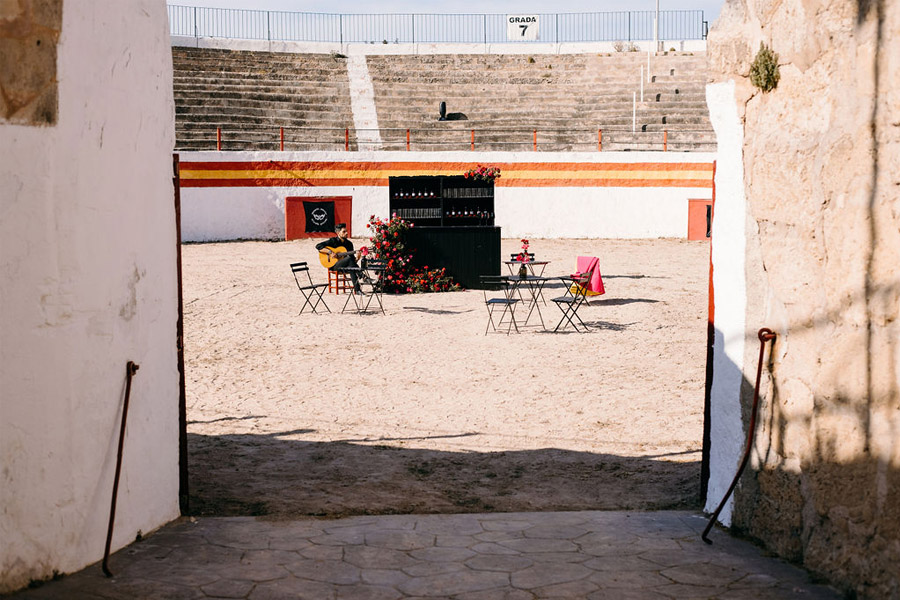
[304, 201, 334, 233]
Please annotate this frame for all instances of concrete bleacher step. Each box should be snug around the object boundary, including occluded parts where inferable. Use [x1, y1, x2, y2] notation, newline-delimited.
[173, 46, 713, 151]
[175, 93, 352, 111]
[173, 46, 355, 149]
[175, 103, 351, 118]
[366, 51, 712, 151]
[176, 103, 351, 118]
[174, 86, 349, 101]
[175, 112, 352, 128]
[174, 80, 349, 92]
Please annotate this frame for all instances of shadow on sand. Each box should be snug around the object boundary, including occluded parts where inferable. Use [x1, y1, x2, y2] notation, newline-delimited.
[187, 432, 701, 519]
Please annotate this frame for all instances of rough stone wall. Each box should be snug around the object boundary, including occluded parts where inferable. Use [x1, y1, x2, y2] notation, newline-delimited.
[0, 0, 61, 124]
[708, 0, 899, 597]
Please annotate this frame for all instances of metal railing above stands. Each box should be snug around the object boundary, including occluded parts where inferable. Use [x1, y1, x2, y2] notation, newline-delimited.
[176, 126, 717, 153]
[167, 5, 708, 44]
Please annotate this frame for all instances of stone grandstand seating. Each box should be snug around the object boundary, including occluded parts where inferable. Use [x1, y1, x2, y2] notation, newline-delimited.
[173, 47, 714, 152]
[173, 47, 357, 151]
[366, 52, 714, 152]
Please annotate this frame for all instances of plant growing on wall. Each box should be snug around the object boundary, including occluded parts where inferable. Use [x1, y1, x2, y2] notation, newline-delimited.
[612, 40, 638, 52]
[750, 42, 780, 92]
[367, 214, 463, 293]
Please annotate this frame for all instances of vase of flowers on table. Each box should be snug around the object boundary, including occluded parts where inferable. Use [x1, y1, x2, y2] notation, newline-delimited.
[516, 239, 530, 279]
[358, 245, 370, 267]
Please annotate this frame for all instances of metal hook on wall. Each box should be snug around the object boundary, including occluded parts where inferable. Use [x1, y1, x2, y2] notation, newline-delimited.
[102, 361, 140, 577]
[702, 328, 776, 544]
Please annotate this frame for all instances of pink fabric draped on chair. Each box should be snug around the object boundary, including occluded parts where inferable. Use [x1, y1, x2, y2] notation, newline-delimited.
[574, 256, 605, 296]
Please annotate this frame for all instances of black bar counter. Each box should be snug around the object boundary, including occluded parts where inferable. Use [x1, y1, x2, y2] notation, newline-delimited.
[405, 226, 500, 290]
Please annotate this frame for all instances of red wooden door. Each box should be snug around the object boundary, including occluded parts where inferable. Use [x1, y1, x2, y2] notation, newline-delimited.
[687, 199, 712, 240]
[285, 196, 352, 240]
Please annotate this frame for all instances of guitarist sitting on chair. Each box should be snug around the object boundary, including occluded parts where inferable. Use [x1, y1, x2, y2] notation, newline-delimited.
[315, 223, 367, 293]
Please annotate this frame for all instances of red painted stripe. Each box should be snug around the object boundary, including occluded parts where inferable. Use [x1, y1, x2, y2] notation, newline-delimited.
[181, 178, 390, 188]
[181, 177, 712, 189]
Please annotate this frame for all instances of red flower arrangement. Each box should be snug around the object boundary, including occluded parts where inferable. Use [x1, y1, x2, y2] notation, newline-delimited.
[463, 164, 501, 183]
[515, 238, 530, 263]
[367, 214, 462, 294]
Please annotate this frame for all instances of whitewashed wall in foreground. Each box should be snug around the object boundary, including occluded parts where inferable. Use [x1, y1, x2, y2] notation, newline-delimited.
[0, 1, 179, 593]
[178, 150, 715, 242]
[703, 80, 747, 526]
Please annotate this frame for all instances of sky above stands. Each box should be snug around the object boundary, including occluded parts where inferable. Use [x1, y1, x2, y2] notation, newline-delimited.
[168, 0, 726, 25]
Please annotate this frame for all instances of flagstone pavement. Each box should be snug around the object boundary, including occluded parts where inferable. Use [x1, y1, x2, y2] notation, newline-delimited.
[9, 511, 841, 599]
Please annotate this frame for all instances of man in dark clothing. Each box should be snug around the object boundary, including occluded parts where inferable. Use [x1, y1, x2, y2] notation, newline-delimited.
[315, 223, 365, 293]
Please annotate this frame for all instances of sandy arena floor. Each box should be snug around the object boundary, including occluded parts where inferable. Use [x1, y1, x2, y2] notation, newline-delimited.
[183, 237, 711, 518]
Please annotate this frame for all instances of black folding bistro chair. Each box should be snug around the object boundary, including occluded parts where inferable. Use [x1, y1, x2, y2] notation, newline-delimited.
[360, 260, 387, 314]
[510, 252, 535, 262]
[339, 260, 387, 315]
[290, 262, 329, 314]
[480, 275, 522, 335]
[550, 258, 599, 332]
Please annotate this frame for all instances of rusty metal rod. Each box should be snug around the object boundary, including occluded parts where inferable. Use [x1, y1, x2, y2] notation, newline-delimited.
[702, 328, 775, 544]
[102, 361, 139, 577]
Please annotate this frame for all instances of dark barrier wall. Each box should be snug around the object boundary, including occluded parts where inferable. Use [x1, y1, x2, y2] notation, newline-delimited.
[406, 227, 500, 290]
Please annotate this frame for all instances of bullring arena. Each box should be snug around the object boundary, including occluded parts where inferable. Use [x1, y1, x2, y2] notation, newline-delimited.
[184, 237, 709, 517]
[172, 25, 719, 520]
[2, 2, 898, 599]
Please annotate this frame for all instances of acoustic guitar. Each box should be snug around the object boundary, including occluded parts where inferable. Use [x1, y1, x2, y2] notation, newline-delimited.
[318, 246, 356, 269]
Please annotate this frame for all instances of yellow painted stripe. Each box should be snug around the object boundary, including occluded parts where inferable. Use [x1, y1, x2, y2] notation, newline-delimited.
[180, 168, 711, 181]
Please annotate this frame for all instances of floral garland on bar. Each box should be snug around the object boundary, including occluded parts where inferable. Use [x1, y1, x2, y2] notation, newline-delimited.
[463, 164, 501, 183]
[367, 214, 463, 293]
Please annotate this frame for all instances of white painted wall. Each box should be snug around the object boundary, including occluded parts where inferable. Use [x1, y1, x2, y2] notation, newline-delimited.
[0, 1, 179, 592]
[496, 186, 707, 239]
[171, 35, 707, 55]
[704, 80, 747, 526]
[178, 150, 714, 242]
[181, 185, 384, 241]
